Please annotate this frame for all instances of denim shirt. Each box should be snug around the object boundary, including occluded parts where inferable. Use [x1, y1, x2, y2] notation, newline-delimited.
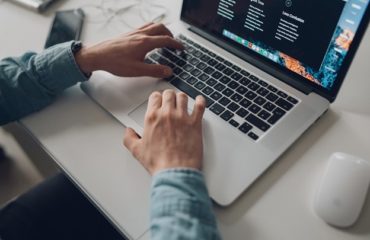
[0, 41, 221, 240]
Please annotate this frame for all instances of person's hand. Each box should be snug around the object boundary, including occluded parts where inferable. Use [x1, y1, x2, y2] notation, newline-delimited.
[75, 23, 184, 78]
[123, 90, 206, 175]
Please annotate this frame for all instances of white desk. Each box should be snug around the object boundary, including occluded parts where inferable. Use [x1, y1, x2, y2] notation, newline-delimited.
[1, 1, 370, 239]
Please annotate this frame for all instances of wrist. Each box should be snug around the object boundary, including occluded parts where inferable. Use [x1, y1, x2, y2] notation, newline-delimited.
[74, 45, 97, 75]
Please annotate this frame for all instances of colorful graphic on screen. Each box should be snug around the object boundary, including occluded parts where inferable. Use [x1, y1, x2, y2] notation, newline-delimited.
[221, 0, 369, 90]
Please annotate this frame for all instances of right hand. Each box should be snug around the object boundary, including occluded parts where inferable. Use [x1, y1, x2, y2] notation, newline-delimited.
[75, 23, 184, 78]
[123, 90, 206, 175]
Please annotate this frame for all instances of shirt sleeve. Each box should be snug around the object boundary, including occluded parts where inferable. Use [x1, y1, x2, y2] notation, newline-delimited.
[0, 41, 89, 126]
[150, 168, 222, 240]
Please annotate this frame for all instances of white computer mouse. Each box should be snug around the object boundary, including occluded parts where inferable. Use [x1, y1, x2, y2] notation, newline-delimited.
[314, 152, 370, 228]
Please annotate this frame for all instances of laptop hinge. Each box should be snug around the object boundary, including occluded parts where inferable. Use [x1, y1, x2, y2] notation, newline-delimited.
[188, 26, 313, 95]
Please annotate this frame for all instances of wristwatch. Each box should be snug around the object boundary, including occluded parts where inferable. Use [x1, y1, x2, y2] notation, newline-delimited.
[72, 41, 92, 78]
[71, 41, 83, 54]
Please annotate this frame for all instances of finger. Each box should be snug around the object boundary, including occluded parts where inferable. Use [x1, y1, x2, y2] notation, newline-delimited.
[133, 62, 173, 78]
[176, 92, 188, 114]
[191, 95, 206, 122]
[147, 91, 162, 110]
[162, 89, 176, 111]
[141, 23, 173, 37]
[123, 128, 141, 156]
[138, 22, 155, 30]
[145, 35, 184, 51]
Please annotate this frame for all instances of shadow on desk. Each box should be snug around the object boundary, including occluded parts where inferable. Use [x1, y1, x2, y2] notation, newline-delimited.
[214, 110, 340, 219]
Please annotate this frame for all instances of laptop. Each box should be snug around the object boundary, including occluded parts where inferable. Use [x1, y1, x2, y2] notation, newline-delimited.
[81, 0, 370, 206]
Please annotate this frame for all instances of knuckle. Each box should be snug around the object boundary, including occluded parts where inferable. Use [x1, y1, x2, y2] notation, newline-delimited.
[150, 91, 162, 99]
[145, 111, 157, 123]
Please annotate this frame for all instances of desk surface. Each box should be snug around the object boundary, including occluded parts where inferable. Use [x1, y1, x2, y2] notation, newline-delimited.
[1, 0, 370, 239]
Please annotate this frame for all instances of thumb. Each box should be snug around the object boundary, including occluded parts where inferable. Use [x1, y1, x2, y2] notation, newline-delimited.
[135, 63, 173, 78]
[123, 128, 141, 157]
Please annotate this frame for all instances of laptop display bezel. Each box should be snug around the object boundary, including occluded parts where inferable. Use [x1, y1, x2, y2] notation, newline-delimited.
[180, 0, 370, 102]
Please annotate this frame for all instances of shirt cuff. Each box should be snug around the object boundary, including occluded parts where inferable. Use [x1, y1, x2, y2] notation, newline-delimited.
[151, 168, 217, 226]
[34, 41, 89, 93]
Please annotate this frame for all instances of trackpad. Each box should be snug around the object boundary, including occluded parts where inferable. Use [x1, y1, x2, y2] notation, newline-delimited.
[128, 100, 148, 128]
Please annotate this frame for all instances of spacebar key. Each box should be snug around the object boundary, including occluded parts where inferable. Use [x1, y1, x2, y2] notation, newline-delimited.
[171, 78, 214, 107]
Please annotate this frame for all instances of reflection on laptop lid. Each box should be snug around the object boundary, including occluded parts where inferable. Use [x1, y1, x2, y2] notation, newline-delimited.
[181, 0, 370, 101]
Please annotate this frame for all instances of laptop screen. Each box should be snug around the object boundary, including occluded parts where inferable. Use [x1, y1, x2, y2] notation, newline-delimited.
[181, 0, 370, 100]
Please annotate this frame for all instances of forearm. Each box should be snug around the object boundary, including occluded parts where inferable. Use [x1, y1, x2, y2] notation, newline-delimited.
[0, 41, 88, 125]
[150, 169, 221, 240]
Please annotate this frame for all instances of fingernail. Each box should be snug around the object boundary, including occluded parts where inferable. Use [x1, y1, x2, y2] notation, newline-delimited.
[164, 68, 172, 76]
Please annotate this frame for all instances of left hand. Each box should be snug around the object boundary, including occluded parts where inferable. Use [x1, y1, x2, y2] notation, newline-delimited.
[75, 23, 184, 78]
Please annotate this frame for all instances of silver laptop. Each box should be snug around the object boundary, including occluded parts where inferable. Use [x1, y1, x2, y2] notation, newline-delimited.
[81, 0, 370, 206]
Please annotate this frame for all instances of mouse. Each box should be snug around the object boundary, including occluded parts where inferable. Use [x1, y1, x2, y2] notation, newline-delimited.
[314, 152, 370, 228]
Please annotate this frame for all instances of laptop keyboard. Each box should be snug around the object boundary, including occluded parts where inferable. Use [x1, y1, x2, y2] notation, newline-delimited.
[145, 34, 299, 141]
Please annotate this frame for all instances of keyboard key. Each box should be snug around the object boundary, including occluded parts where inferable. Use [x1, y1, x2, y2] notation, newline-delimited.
[231, 72, 243, 81]
[204, 67, 215, 75]
[249, 75, 259, 81]
[177, 59, 186, 67]
[248, 132, 259, 141]
[206, 78, 217, 86]
[195, 82, 206, 90]
[179, 72, 190, 80]
[277, 91, 288, 98]
[229, 119, 240, 128]
[227, 102, 240, 112]
[239, 77, 251, 86]
[171, 78, 214, 107]
[231, 93, 243, 103]
[240, 99, 252, 108]
[257, 87, 269, 97]
[239, 122, 253, 134]
[276, 98, 293, 111]
[220, 76, 232, 84]
[209, 103, 225, 115]
[212, 71, 223, 79]
[221, 110, 234, 121]
[258, 80, 268, 87]
[236, 86, 248, 95]
[232, 65, 241, 71]
[193, 51, 203, 58]
[258, 110, 271, 120]
[149, 52, 161, 61]
[263, 102, 276, 112]
[227, 81, 240, 89]
[215, 63, 226, 71]
[241, 70, 250, 77]
[222, 88, 234, 97]
[249, 104, 261, 114]
[208, 59, 218, 66]
[287, 96, 299, 104]
[248, 82, 259, 91]
[190, 69, 202, 77]
[202, 86, 214, 95]
[236, 108, 249, 118]
[246, 115, 270, 132]
[190, 58, 200, 65]
[223, 68, 235, 75]
[219, 97, 231, 106]
[184, 64, 194, 72]
[267, 107, 286, 124]
[186, 77, 197, 85]
[254, 96, 267, 106]
[196, 62, 208, 70]
[210, 92, 222, 101]
[214, 83, 226, 91]
[199, 73, 210, 81]
[201, 55, 211, 62]
[245, 91, 257, 100]
[266, 92, 278, 102]
[216, 56, 224, 62]
[268, 85, 278, 92]
[144, 58, 154, 64]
